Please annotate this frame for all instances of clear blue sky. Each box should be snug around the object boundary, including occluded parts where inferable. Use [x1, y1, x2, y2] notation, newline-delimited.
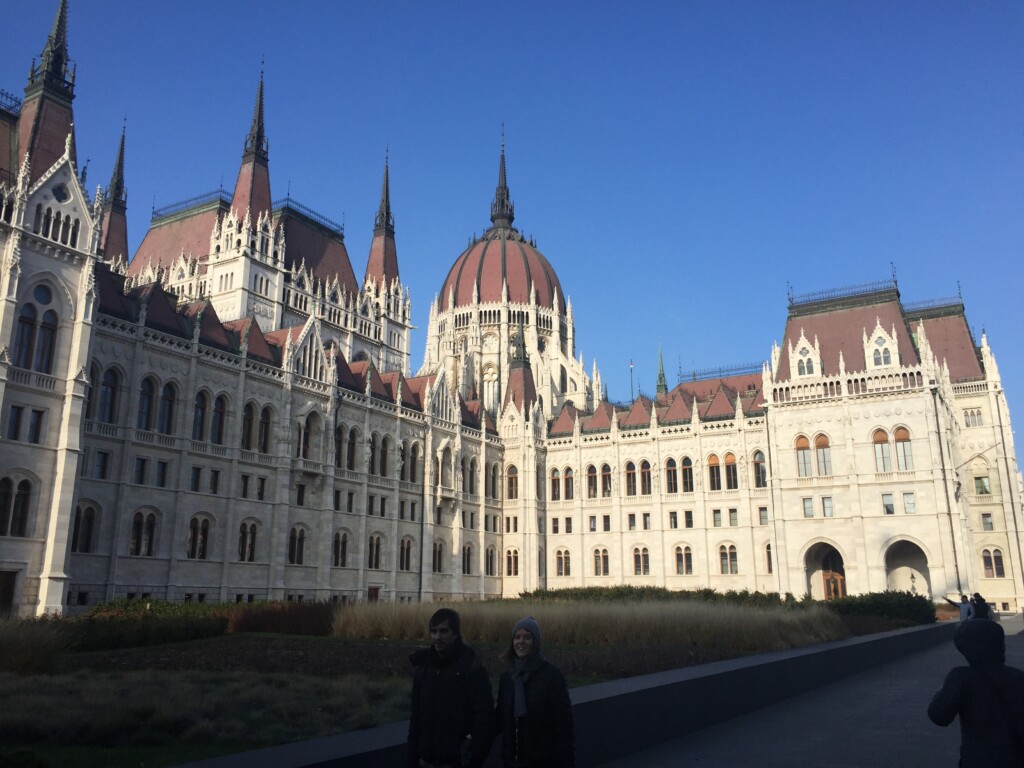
[4, 1, 1023, 425]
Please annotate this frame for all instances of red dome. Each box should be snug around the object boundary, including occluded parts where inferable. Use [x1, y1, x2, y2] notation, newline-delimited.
[439, 226, 565, 313]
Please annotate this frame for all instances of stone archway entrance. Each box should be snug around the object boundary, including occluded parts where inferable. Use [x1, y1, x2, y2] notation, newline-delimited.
[805, 543, 847, 600]
[885, 540, 930, 596]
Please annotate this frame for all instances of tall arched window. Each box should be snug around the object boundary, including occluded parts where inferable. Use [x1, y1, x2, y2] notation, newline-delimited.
[136, 378, 156, 430]
[550, 469, 561, 501]
[71, 505, 96, 553]
[795, 437, 811, 477]
[594, 548, 609, 576]
[724, 453, 738, 490]
[401, 539, 413, 571]
[681, 457, 694, 493]
[894, 427, 913, 471]
[564, 468, 574, 500]
[633, 547, 650, 576]
[368, 535, 382, 569]
[640, 461, 652, 495]
[186, 515, 211, 560]
[765, 543, 773, 574]
[241, 404, 256, 450]
[333, 532, 348, 567]
[625, 462, 637, 496]
[412, 444, 421, 483]
[130, 511, 157, 557]
[468, 459, 476, 494]
[815, 435, 832, 476]
[982, 549, 1005, 578]
[556, 549, 570, 577]
[98, 369, 120, 424]
[675, 546, 693, 575]
[707, 455, 721, 491]
[158, 384, 176, 435]
[288, 527, 306, 564]
[506, 548, 519, 576]
[490, 463, 498, 499]
[347, 428, 359, 470]
[507, 466, 519, 500]
[258, 407, 272, 453]
[210, 395, 227, 445]
[873, 429, 891, 472]
[0, 478, 30, 537]
[462, 544, 473, 575]
[192, 392, 208, 441]
[238, 522, 258, 562]
[665, 458, 678, 494]
[587, 465, 598, 498]
[12, 304, 37, 369]
[601, 464, 612, 497]
[719, 544, 738, 574]
[752, 451, 768, 488]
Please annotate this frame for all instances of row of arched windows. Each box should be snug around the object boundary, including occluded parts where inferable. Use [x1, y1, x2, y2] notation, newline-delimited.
[12, 285, 59, 374]
[0, 478, 31, 538]
[33, 203, 81, 248]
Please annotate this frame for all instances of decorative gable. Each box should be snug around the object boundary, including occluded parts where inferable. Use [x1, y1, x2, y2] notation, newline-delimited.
[787, 329, 821, 378]
[863, 319, 899, 371]
[26, 145, 96, 254]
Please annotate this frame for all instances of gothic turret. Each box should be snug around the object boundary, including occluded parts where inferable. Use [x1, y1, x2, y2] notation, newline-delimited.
[490, 140, 514, 229]
[230, 71, 271, 218]
[656, 349, 668, 396]
[99, 123, 128, 261]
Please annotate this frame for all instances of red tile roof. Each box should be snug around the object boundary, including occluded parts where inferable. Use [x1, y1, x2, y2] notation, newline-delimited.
[128, 204, 224, 276]
[620, 395, 653, 428]
[503, 364, 538, 414]
[549, 402, 579, 435]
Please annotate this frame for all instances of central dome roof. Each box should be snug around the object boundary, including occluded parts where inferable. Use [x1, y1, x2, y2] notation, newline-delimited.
[438, 149, 565, 314]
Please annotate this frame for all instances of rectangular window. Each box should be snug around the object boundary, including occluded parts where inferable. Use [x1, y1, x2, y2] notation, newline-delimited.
[241, 474, 251, 498]
[713, 509, 722, 527]
[134, 457, 148, 485]
[589, 515, 597, 532]
[347, 491, 355, 513]
[822, 496, 834, 518]
[400, 501, 406, 520]
[552, 518, 559, 534]
[882, 493, 895, 515]
[156, 461, 169, 488]
[27, 409, 44, 444]
[297, 484, 306, 506]
[797, 449, 812, 478]
[802, 498, 814, 518]
[506, 517, 511, 533]
[6, 405, 23, 440]
[565, 517, 572, 534]
[334, 489, 342, 511]
[643, 513, 651, 530]
[209, 469, 220, 495]
[380, 497, 387, 517]
[669, 511, 678, 529]
[903, 492, 916, 515]
[410, 502, 417, 522]
[759, 507, 769, 526]
[190, 466, 202, 492]
[728, 508, 738, 527]
[603, 515, 611, 532]
[628, 514, 636, 531]
[685, 510, 693, 529]
[875, 443, 892, 473]
[368, 494, 374, 516]
[975, 477, 991, 495]
[257, 476, 267, 501]
[94, 451, 111, 479]
[982, 513, 993, 531]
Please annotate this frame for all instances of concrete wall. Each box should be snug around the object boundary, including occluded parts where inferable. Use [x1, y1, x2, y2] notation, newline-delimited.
[181, 621, 957, 768]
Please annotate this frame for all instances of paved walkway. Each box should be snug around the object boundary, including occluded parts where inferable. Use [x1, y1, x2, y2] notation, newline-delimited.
[596, 616, 1024, 768]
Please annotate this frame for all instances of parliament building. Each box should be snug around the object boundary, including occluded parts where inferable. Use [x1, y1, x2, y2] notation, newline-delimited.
[1, 3, 1021, 617]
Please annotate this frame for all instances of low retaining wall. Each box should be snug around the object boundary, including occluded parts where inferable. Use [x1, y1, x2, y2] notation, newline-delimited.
[181, 621, 957, 768]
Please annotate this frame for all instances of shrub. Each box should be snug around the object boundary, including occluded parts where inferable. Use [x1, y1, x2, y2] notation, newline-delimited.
[0, 617, 68, 674]
[226, 601, 334, 636]
[822, 591, 935, 626]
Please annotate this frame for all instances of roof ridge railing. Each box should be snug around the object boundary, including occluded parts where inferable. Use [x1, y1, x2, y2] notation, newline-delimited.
[152, 190, 231, 221]
[789, 279, 897, 307]
[0, 89, 22, 115]
[903, 297, 962, 313]
[677, 362, 763, 382]
[273, 196, 344, 237]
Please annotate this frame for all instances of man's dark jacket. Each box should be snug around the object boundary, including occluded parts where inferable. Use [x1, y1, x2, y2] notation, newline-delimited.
[496, 659, 575, 767]
[407, 639, 494, 768]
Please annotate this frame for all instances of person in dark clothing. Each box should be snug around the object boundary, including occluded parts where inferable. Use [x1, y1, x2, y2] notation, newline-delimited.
[969, 592, 992, 620]
[928, 618, 1024, 767]
[407, 608, 495, 768]
[495, 616, 575, 768]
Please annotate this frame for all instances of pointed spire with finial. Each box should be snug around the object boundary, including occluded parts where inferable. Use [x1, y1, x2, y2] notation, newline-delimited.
[231, 66, 272, 217]
[107, 119, 127, 209]
[31, 0, 72, 96]
[656, 349, 668, 396]
[244, 64, 268, 161]
[374, 149, 394, 236]
[490, 126, 515, 228]
[99, 119, 130, 261]
[364, 150, 400, 286]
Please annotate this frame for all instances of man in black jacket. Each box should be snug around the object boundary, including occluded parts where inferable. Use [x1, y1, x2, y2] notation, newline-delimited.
[408, 608, 494, 768]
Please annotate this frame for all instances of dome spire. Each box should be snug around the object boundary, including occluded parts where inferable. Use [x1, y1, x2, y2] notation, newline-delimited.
[490, 127, 514, 228]
[374, 148, 394, 236]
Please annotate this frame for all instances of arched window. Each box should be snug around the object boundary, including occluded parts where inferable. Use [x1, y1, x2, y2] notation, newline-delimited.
[71, 505, 96, 553]
[708, 454, 722, 491]
[982, 549, 1005, 578]
[186, 515, 211, 560]
[347, 428, 359, 470]
[258, 407, 272, 453]
[681, 457, 694, 493]
[556, 549, 571, 577]
[241, 404, 256, 450]
[587, 465, 598, 498]
[412, 444, 421, 483]
[333, 531, 348, 567]
[301, 412, 317, 460]
[873, 429, 891, 472]
[564, 468, 574, 500]
[486, 546, 496, 576]
[400, 443, 408, 481]
[665, 458, 678, 494]
[724, 453, 738, 490]
[795, 437, 811, 477]
[633, 546, 650, 576]
[640, 461, 652, 495]
[468, 458, 476, 494]
[765, 543, 773, 574]
[462, 545, 473, 575]
[210, 395, 227, 445]
[0, 478, 29, 537]
[506, 548, 519, 576]
[490, 463, 498, 499]
[158, 384, 176, 435]
[136, 378, 156, 430]
[550, 469, 561, 501]
[719, 544, 738, 574]
[129, 510, 157, 557]
[238, 521, 258, 562]
[752, 451, 768, 488]
[12, 304, 37, 369]
[98, 369, 120, 424]
[368, 535, 382, 569]
[192, 392, 208, 441]
[675, 546, 693, 575]
[601, 464, 612, 497]
[400, 539, 413, 571]
[815, 435, 832, 476]
[894, 427, 913, 471]
[507, 466, 519, 500]
[594, 548, 609, 576]
[625, 462, 637, 496]
[288, 527, 306, 565]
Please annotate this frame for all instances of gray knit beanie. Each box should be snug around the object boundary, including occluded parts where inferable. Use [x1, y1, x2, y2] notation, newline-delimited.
[512, 616, 542, 649]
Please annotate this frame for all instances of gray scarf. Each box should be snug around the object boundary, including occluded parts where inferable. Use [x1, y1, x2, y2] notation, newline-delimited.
[509, 654, 543, 717]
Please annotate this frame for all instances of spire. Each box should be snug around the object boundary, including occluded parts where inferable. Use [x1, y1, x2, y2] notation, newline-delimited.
[244, 68, 268, 162]
[490, 132, 515, 228]
[509, 320, 529, 367]
[99, 123, 129, 262]
[656, 349, 668, 396]
[29, 0, 73, 99]
[373, 152, 394, 236]
[364, 153, 399, 286]
[107, 121, 127, 209]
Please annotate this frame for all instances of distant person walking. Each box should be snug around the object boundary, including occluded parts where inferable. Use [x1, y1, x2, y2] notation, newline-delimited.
[407, 608, 494, 768]
[495, 616, 575, 768]
[969, 593, 992, 620]
[944, 595, 971, 622]
[928, 619, 1024, 767]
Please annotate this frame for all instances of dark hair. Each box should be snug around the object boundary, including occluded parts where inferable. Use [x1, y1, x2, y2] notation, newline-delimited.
[429, 607, 461, 636]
